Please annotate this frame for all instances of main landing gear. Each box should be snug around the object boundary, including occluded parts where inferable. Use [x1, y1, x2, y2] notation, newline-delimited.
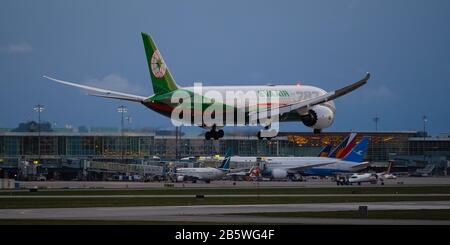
[257, 131, 274, 140]
[313, 129, 322, 134]
[257, 125, 276, 140]
[204, 125, 224, 140]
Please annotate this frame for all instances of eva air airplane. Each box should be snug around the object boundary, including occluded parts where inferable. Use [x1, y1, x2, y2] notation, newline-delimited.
[44, 33, 370, 140]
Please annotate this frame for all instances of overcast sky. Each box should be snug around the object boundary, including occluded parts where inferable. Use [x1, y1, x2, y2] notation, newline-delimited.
[1, 0, 449, 134]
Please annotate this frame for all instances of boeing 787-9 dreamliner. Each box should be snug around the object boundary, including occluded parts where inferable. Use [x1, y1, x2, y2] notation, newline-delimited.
[44, 33, 369, 140]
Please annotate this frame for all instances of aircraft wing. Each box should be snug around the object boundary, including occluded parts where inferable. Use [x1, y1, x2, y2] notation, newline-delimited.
[227, 172, 249, 177]
[350, 162, 370, 171]
[249, 73, 370, 121]
[286, 161, 335, 172]
[43, 75, 148, 102]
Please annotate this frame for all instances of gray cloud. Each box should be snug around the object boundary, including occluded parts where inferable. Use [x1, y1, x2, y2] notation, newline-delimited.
[359, 84, 394, 104]
[348, 0, 359, 10]
[1, 42, 32, 53]
[369, 85, 394, 98]
[248, 71, 264, 81]
[84, 74, 145, 94]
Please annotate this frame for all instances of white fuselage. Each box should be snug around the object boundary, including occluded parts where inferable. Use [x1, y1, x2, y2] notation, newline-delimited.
[176, 167, 226, 181]
[263, 157, 364, 173]
[179, 84, 336, 128]
[183, 85, 333, 108]
[377, 173, 397, 179]
[223, 156, 367, 178]
[348, 173, 378, 183]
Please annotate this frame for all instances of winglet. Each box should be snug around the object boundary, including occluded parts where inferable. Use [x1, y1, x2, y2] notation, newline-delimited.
[328, 72, 370, 101]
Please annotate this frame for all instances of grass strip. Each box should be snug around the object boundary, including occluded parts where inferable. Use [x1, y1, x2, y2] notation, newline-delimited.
[1, 195, 450, 209]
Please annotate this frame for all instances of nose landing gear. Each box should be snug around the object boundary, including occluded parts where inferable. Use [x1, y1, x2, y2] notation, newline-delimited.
[257, 125, 278, 140]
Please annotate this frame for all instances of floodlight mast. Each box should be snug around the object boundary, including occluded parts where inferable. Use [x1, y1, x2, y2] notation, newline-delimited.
[33, 104, 45, 165]
[117, 105, 128, 163]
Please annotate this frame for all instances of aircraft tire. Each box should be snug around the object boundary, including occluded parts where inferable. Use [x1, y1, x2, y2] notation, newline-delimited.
[218, 130, 224, 138]
[213, 132, 220, 140]
[257, 131, 263, 140]
[205, 132, 212, 140]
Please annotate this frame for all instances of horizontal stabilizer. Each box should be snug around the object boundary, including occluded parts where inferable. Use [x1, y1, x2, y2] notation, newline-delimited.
[43, 75, 148, 102]
[88, 93, 145, 102]
[350, 162, 370, 171]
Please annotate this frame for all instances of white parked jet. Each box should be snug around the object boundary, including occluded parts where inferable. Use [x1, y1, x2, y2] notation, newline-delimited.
[343, 160, 396, 185]
[377, 161, 397, 180]
[347, 173, 378, 185]
[175, 150, 232, 183]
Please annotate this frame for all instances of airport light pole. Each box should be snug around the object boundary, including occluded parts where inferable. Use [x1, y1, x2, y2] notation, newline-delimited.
[373, 115, 380, 132]
[33, 104, 45, 165]
[125, 116, 132, 126]
[117, 105, 127, 163]
[423, 115, 427, 164]
[175, 126, 179, 160]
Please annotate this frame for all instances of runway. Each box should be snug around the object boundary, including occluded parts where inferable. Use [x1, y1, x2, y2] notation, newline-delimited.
[2, 194, 450, 198]
[3, 178, 450, 224]
[14, 176, 450, 189]
[1, 201, 450, 224]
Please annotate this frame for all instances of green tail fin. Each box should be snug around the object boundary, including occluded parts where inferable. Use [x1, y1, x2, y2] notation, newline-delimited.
[141, 32, 178, 95]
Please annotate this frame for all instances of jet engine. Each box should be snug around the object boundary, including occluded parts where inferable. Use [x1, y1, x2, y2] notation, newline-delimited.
[300, 105, 334, 129]
[271, 169, 288, 179]
[176, 175, 185, 182]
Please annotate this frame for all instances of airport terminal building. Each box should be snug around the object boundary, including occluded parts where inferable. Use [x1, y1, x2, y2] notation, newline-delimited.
[1, 122, 449, 179]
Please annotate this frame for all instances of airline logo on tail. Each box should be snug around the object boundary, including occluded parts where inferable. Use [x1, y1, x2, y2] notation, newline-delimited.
[329, 133, 357, 158]
[318, 144, 333, 157]
[218, 149, 232, 171]
[249, 166, 261, 178]
[386, 161, 393, 174]
[151, 50, 167, 78]
[142, 33, 178, 95]
[341, 136, 369, 163]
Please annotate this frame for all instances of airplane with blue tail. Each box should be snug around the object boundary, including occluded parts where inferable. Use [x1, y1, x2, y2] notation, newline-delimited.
[260, 136, 370, 179]
[175, 149, 231, 183]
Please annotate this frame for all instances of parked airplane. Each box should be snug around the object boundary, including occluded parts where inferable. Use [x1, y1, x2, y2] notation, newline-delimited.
[410, 164, 435, 177]
[175, 150, 232, 183]
[328, 133, 357, 158]
[222, 133, 358, 164]
[317, 144, 333, 157]
[260, 136, 370, 180]
[44, 33, 369, 140]
[347, 173, 378, 185]
[227, 166, 261, 181]
[339, 159, 396, 185]
[316, 132, 357, 158]
[377, 161, 397, 180]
